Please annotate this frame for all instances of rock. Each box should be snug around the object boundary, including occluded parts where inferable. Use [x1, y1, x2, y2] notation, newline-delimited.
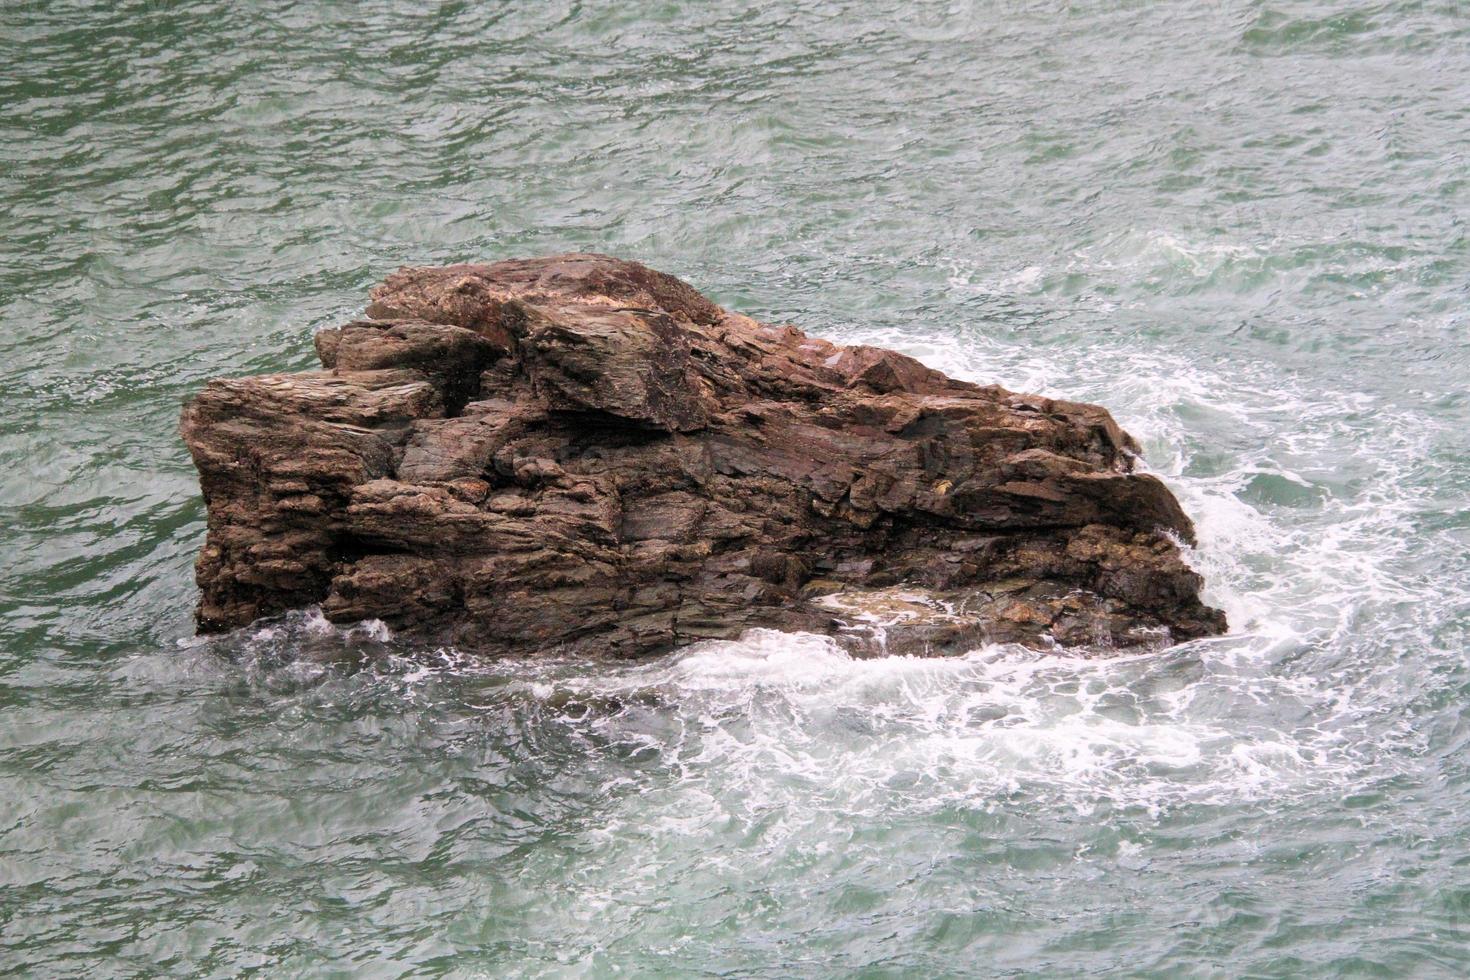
[181, 253, 1226, 657]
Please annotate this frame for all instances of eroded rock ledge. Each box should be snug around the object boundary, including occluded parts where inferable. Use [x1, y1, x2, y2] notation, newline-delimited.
[182, 254, 1226, 657]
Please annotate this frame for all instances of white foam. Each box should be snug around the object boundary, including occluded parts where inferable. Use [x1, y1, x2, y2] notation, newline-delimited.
[457, 627, 1370, 822]
[200, 266, 1449, 826]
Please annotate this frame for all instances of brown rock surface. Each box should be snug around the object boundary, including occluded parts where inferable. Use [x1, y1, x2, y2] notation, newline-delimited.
[181, 253, 1226, 657]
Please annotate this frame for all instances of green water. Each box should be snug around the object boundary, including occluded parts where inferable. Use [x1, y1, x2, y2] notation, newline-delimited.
[4, 1, 1470, 975]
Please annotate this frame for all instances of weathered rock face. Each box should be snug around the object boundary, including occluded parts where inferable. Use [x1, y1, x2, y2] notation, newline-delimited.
[182, 254, 1226, 657]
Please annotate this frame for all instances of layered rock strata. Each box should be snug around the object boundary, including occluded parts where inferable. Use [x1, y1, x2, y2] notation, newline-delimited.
[182, 254, 1226, 657]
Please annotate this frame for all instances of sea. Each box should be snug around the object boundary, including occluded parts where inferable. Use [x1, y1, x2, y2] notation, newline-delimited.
[2, 1, 1468, 975]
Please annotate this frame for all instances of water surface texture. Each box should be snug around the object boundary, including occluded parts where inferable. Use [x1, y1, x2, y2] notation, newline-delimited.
[4, 1, 1470, 975]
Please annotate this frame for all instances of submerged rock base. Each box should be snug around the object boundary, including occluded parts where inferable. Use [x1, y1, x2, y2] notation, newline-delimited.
[182, 254, 1225, 658]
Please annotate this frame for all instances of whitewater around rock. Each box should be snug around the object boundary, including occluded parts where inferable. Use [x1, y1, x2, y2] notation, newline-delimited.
[181, 254, 1225, 657]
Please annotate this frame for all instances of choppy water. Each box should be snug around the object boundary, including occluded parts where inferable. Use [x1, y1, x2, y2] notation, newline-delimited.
[3, 1, 1469, 975]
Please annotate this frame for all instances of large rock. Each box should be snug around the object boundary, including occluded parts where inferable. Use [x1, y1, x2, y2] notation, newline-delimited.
[181, 254, 1226, 657]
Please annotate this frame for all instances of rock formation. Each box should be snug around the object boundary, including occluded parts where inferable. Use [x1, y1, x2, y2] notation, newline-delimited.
[182, 254, 1226, 657]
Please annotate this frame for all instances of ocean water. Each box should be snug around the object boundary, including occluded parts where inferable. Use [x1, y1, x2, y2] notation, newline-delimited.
[3, 0, 1469, 975]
